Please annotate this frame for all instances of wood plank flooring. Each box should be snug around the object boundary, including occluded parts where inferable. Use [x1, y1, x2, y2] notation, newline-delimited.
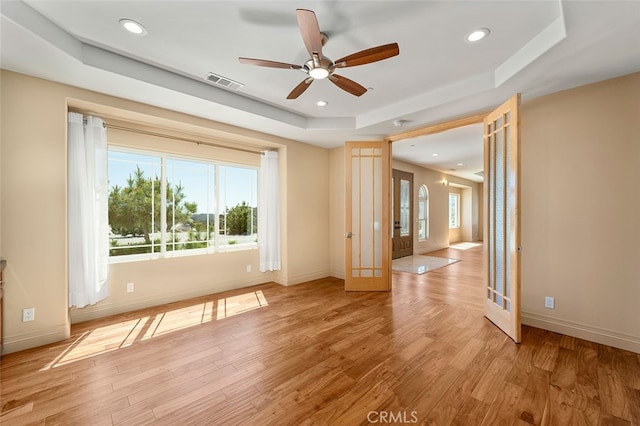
[1, 245, 639, 425]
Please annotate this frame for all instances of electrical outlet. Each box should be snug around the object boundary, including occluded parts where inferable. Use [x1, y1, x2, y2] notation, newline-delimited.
[544, 296, 555, 309]
[22, 308, 35, 322]
[127, 282, 135, 293]
[246, 265, 252, 273]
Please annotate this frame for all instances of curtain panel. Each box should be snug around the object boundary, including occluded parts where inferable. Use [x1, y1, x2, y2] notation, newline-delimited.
[68, 112, 109, 308]
[258, 150, 281, 272]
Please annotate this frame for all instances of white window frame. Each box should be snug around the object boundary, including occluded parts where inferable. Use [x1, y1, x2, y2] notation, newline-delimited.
[108, 145, 258, 263]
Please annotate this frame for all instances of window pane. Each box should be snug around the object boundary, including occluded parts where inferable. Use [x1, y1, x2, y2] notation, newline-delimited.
[449, 193, 460, 229]
[108, 150, 162, 256]
[109, 146, 259, 260]
[418, 184, 428, 241]
[219, 165, 258, 248]
[418, 203, 426, 240]
[166, 158, 215, 252]
[400, 179, 410, 237]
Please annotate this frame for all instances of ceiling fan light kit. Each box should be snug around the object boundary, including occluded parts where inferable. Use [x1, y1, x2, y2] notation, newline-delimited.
[306, 58, 332, 79]
[239, 9, 400, 99]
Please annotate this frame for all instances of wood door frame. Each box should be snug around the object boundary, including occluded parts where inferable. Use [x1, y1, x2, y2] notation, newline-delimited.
[385, 108, 521, 335]
[387, 113, 487, 142]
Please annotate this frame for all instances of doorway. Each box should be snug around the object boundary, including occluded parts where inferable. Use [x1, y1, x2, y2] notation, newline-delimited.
[387, 94, 521, 342]
[448, 182, 473, 244]
[344, 95, 521, 343]
[392, 169, 413, 259]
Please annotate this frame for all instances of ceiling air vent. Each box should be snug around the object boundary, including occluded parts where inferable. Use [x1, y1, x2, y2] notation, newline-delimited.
[204, 72, 244, 90]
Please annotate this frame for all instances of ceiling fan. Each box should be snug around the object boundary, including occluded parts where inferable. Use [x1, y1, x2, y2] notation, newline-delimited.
[239, 9, 400, 99]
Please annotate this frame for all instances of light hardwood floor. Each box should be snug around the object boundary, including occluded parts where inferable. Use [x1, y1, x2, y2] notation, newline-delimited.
[1, 245, 639, 425]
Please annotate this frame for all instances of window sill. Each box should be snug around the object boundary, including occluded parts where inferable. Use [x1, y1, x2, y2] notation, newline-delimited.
[109, 243, 258, 264]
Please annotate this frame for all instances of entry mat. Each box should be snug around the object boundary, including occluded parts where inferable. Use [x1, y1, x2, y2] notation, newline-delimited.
[392, 255, 459, 275]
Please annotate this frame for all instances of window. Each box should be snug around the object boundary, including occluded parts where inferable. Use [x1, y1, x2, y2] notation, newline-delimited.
[418, 185, 429, 240]
[108, 147, 257, 260]
[449, 192, 460, 229]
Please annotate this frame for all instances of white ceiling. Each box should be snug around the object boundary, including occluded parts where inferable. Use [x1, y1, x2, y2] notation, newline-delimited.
[2, 0, 639, 182]
[393, 124, 484, 182]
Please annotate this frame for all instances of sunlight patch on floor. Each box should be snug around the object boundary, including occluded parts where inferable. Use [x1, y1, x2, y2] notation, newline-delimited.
[41, 290, 268, 369]
[449, 242, 483, 250]
[217, 290, 268, 320]
[392, 255, 459, 274]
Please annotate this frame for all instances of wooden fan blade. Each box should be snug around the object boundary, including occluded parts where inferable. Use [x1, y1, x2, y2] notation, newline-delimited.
[239, 57, 301, 70]
[329, 74, 367, 97]
[287, 78, 314, 99]
[334, 43, 399, 68]
[296, 9, 323, 57]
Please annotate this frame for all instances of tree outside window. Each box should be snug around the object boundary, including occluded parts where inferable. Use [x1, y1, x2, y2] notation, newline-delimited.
[108, 148, 257, 258]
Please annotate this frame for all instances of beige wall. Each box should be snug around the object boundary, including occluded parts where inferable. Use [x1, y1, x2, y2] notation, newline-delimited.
[0, 71, 330, 353]
[280, 139, 330, 285]
[521, 72, 640, 352]
[461, 187, 473, 242]
[328, 147, 345, 278]
[392, 159, 481, 253]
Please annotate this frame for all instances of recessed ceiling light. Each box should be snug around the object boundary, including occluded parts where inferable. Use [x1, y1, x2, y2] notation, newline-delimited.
[316, 100, 328, 107]
[465, 28, 490, 43]
[457, 163, 464, 166]
[119, 19, 147, 36]
[432, 153, 439, 157]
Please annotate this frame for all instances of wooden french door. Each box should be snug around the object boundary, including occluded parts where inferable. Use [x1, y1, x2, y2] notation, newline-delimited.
[345, 141, 391, 291]
[392, 169, 413, 259]
[483, 94, 522, 343]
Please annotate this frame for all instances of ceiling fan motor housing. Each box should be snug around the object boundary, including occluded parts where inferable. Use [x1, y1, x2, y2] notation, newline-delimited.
[304, 57, 334, 79]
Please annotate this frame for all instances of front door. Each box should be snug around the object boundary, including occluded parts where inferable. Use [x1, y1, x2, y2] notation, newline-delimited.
[392, 169, 413, 259]
[345, 141, 391, 291]
[483, 94, 522, 343]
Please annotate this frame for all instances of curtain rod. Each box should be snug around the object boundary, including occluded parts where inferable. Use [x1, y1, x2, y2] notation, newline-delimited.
[103, 123, 266, 155]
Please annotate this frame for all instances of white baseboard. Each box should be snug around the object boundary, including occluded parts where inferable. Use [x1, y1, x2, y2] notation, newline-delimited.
[278, 270, 332, 286]
[329, 269, 345, 280]
[522, 312, 640, 354]
[2, 324, 70, 355]
[70, 276, 269, 324]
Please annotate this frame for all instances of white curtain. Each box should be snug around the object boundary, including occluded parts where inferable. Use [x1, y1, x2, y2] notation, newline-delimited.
[68, 112, 109, 308]
[258, 150, 281, 272]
